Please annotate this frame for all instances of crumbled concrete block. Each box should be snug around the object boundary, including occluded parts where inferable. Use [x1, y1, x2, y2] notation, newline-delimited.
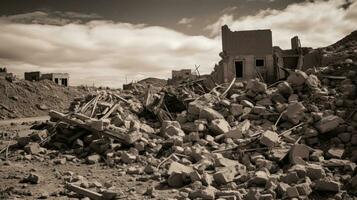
[225, 120, 250, 139]
[200, 107, 224, 121]
[288, 165, 307, 178]
[121, 152, 136, 164]
[250, 171, 269, 186]
[327, 147, 344, 159]
[30, 130, 48, 141]
[23, 173, 41, 184]
[124, 130, 142, 144]
[230, 104, 244, 116]
[209, 119, 231, 135]
[281, 172, 299, 185]
[168, 161, 194, 175]
[189, 186, 216, 200]
[296, 183, 312, 196]
[202, 173, 213, 186]
[259, 130, 279, 148]
[289, 144, 310, 165]
[189, 171, 202, 182]
[188, 101, 203, 115]
[277, 81, 293, 96]
[213, 166, 237, 185]
[17, 136, 31, 147]
[287, 70, 308, 87]
[24, 142, 42, 155]
[286, 102, 306, 125]
[286, 186, 299, 198]
[86, 154, 101, 164]
[314, 115, 343, 133]
[214, 154, 240, 167]
[164, 125, 185, 137]
[246, 79, 267, 93]
[306, 164, 325, 180]
[276, 182, 290, 197]
[315, 178, 341, 192]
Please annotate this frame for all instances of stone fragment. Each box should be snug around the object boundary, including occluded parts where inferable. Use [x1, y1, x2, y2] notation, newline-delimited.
[306, 164, 325, 180]
[168, 172, 185, 187]
[121, 152, 136, 164]
[286, 186, 299, 198]
[287, 70, 308, 87]
[209, 119, 231, 135]
[327, 147, 344, 159]
[281, 172, 299, 185]
[225, 120, 250, 139]
[277, 81, 293, 97]
[246, 79, 267, 93]
[189, 186, 216, 200]
[296, 183, 312, 196]
[289, 144, 310, 165]
[24, 142, 42, 155]
[17, 136, 31, 147]
[168, 161, 194, 175]
[306, 74, 320, 89]
[23, 173, 41, 184]
[213, 166, 237, 185]
[86, 154, 101, 164]
[315, 178, 341, 192]
[314, 115, 343, 133]
[286, 102, 306, 125]
[259, 130, 279, 148]
[230, 104, 243, 116]
[250, 171, 269, 186]
[200, 107, 224, 121]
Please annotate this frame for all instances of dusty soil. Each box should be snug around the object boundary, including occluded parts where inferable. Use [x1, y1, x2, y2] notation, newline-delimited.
[0, 79, 89, 120]
[0, 122, 177, 200]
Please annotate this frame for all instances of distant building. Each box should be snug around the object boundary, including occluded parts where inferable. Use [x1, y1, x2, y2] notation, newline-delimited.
[211, 25, 311, 84]
[24, 71, 69, 86]
[168, 69, 196, 85]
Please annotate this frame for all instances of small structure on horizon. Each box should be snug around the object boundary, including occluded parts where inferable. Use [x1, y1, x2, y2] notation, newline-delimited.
[168, 69, 197, 85]
[24, 71, 69, 86]
[211, 25, 312, 84]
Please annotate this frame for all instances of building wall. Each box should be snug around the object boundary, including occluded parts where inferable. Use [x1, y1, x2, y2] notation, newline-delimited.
[42, 73, 69, 86]
[24, 71, 41, 81]
[222, 25, 273, 55]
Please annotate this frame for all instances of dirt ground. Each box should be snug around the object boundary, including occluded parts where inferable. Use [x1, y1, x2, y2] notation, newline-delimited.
[0, 121, 178, 200]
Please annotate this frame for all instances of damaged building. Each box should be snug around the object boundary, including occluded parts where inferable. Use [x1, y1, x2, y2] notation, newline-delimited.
[24, 71, 69, 86]
[168, 69, 197, 85]
[211, 25, 312, 84]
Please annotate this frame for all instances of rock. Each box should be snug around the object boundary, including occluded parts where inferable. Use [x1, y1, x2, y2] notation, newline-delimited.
[327, 147, 344, 159]
[306, 74, 320, 89]
[53, 158, 66, 165]
[246, 79, 267, 93]
[124, 130, 142, 144]
[188, 101, 203, 115]
[200, 107, 224, 121]
[168, 172, 185, 187]
[277, 81, 293, 96]
[86, 154, 101, 164]
[189, 186, 216, 200]
[286, 102, 306, 125]
[281, 172, 299, 185]
[315, 178, 341, 192]
[164, 125, 185, 137]
[168, 161, 194, 175]
[250, 170, 269, 186]
[30, 130, 48, 141]
[121, 152, 136, 164]
[230, 104, 244, 116]
[259, 130, 279, 148]
[314, 115, 343, 133]
[23, 173, 41, 184]
[287, 70, 308, 87]
[17, 136, 31, 147]
[296, 183, 312, 196]
[225, 120, 250, 139]
[24, 142, 42, 155]
[209, 119, 231, 135]
[286, 186, 299, 198]
[289, 144, 310, 165]
[213, 166, 237, 185]
[306, 164, 325, 180]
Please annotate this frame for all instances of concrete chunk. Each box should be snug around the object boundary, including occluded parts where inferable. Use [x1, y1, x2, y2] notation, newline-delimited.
[289, 144, 310, 165]
[259, 130, 279, 148]
[314, 115, 343, 133]
[225, 120, 250, 139]
[200, 107, 224, 121]
[213, 166, 237, 185]
[315, 178, 341, 192]
[209, 119, 231, 135]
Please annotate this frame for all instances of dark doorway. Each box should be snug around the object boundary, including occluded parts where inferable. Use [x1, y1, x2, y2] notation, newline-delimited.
[54, 78, 59, 84]
[235, 61, 243, 78]
[61, 79, 68, 86]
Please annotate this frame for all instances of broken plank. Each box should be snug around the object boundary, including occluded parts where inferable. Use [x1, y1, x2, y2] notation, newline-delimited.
[65, 183, 103, 200]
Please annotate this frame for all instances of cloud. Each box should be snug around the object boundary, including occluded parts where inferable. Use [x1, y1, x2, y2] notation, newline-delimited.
[178, 17, 195, 28]
[0, 14, 220, 88]
[206, 0, 357, 48]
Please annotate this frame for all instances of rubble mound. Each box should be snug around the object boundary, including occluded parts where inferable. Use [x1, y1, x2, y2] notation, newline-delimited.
[138, 77, 167, 88]
[10, 67, 357, 199]
[0, 79, 89, 119]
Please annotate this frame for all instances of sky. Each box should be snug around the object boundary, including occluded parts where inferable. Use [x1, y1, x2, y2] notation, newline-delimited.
[0, 0, 356, 88]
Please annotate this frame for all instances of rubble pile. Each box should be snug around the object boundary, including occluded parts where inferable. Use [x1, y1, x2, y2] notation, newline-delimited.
[11, 66, 357, 199]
